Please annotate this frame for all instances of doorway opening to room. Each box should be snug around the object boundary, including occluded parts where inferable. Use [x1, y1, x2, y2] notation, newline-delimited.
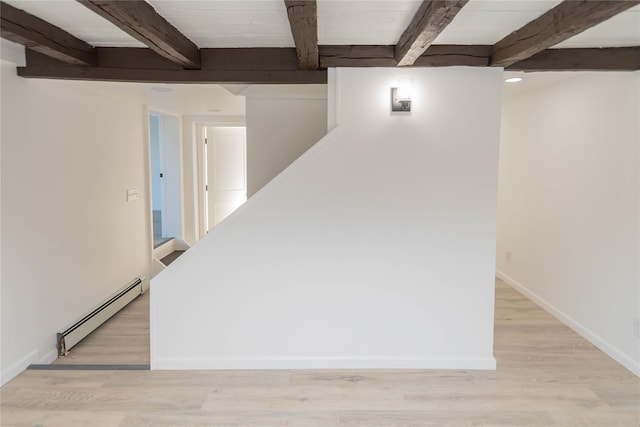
[200, 126, 247, 234]
[148, 111, 182, 248]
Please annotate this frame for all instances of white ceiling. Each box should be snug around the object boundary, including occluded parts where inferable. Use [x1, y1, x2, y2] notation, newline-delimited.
[147, 0, 295, 48]
[4, 0, 640, 49]
[554, 7, 640, 48]
[433, 0, 563, 45]
[317, 1, 423, 45]
[3, 0, 145, 47]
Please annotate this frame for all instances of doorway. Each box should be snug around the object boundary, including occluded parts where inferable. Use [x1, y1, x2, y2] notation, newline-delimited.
[202, 126, 247, 233]
[149, 111, 182, 247]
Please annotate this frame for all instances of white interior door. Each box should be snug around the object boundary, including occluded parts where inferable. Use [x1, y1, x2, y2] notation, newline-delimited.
[206, 127, 247, 230]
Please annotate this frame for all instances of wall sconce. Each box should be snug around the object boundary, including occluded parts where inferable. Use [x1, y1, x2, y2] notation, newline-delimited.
[391, 87, 411, 112]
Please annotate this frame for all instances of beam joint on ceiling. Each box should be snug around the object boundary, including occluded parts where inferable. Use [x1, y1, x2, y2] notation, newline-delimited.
[395, 0, 469, 67]
[284, 0, 319, 70]
[0, 1, 96, 66]
[491, 0, 640, 67]
[77, 0, 201, 69]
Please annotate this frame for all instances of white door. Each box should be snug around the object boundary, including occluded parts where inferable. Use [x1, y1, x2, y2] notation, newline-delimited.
[206, 127, 247, 230]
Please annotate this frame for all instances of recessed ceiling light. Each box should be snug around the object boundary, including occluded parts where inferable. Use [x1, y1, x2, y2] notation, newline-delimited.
[151, 86, 173, 92]
[504, 77, 523, 83]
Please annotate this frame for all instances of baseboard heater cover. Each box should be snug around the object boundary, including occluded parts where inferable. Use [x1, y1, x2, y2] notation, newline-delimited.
[57, 277, 144, 357]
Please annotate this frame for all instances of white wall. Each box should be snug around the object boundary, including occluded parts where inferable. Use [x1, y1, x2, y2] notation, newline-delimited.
[245, 85, 327, 196]
[0, 60, 151, 385]
[151, 67, 503, 370]
[497, 72, 640, 375]
[0, 39, 250, 383]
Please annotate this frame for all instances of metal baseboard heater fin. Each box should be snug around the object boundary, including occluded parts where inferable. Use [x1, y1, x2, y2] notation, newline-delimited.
[57, 277, 144, 357]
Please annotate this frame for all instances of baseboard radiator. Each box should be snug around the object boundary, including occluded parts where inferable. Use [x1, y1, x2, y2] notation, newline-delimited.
[57, 277, 144, 357]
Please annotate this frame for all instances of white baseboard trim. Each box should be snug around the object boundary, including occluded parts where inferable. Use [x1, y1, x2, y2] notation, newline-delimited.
[151, 357, 497, 371]
[1, 349, 38, 386]
[1, 347, 58, 386]
[496, 270, 640, 377]
[0, 348, 58, 386]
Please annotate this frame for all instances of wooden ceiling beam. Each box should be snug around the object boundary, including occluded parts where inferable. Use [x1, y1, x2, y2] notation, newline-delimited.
[19, 48, 325, 83]
[16, 65, 326, 84]
[320, 45, 396, 68]
[284, 0, 319, 70]
[16, 45, 639, 84]
[320, 45, 491, 68]
[491, 0, 640, 67]
[0, 1, 96, 66]
[413, 45, 491, 67]
[508, 47, 640, 71]
[395, 0, 469, 66]
[77, 0, 200, 69]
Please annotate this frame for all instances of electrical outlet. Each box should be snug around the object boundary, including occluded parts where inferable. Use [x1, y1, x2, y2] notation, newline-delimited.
[506, 251, 512, 262]
[634, 318, 640, 338]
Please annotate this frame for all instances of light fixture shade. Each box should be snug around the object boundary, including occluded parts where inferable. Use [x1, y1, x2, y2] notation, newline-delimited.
[391, 87, 411, 112]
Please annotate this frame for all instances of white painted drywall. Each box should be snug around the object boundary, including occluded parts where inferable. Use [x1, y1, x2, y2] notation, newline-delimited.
[151, 67, 502, 370]
[497, 72, 640, 375]
[245, 85, 327, 196]
[0, 61, 151, 385]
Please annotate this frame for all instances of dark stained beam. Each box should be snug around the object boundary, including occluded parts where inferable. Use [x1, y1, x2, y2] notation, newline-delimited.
[320, 45, 490, 68]
[202, 48, 300, 71]
[508, 47, 640, 71]
[17, 45, 637, 84]
[20, 48, 325, 83]
[97, 47, 182, 69]
[16, 66, 326, 84]
[284, 0, 319, 70]
[320, 45, 396, 68]
[491, 0, 640, 67]
[81, 48, 300, 71]
[395, 0, 469, 66]
[414, 45, 490, 66]
[27, 47, 302, 71]
[77, 0, 200, 69]
[0, 1, 96, 66]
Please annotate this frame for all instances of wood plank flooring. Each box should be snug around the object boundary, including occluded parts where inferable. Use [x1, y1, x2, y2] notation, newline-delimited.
[161, 250, 185, 267]
[2, 279, 639, 426]
[53, 291, 150, 365]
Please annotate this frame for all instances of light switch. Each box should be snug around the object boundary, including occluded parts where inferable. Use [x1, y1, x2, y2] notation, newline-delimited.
[127, 188, 140, 202]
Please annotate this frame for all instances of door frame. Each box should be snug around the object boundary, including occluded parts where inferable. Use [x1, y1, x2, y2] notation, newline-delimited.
[149, 111, 167, 239]
[204, 125, 247, 233]
[144, 106, 184, 254]
[188, 117, 246, 240]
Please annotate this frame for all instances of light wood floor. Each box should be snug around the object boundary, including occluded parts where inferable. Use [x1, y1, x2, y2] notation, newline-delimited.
[53, 291, 150, 365]
[2, 279, 638, 426]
